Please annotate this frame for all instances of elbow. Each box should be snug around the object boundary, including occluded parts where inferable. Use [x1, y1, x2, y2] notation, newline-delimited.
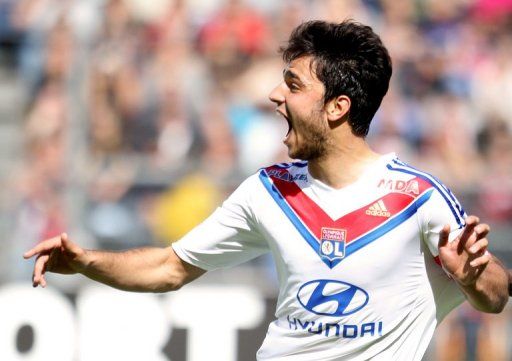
[153, 270, 187, 293]
[476, 293, 509, 314]
[484, 303, 506, 314]
[158, 280, 184, 293]
[152, 282, 182, 293]
[154, 249, 205, 293]
[490, 295, 508, 314]
[490, 273, 511, 313]
[472, 264, 511, 313]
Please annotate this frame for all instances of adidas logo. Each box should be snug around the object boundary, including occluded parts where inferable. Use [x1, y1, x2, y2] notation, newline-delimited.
[365, 200, 391, 217]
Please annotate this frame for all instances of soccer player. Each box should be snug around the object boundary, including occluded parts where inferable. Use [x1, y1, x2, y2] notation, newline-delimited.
[24, 20, 509, 360]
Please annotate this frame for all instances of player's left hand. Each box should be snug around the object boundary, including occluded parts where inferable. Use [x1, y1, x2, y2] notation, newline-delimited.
[438, 215, 491, 286]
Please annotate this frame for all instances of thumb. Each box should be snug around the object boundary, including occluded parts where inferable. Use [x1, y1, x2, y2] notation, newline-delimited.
[60, 233, 76, 253]
[438, 224, 451, 249]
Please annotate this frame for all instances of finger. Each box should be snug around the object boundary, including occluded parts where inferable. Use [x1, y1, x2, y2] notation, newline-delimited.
[61, 233, 69, 246]
[457, 216, 479, 253]
[470, 252, 491, 268]
[474, 223, 490, 239]
[438, 224, 451, 249]
[33, 254, 48, 287]
[40, 274, 47, 288]
[462, 230, 479, 252]
[468, 238, 488, 255]
[24, 236, 61, 259]
[459, 216, 479, 243]
[465, 215, 480, 225]
[33, 254, 49, 287]
[463, 223, 490, 252]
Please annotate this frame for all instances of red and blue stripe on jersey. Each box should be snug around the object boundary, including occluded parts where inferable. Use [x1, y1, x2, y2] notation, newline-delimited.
[387, 159, 466, 228]
[259, 163, 434, 269]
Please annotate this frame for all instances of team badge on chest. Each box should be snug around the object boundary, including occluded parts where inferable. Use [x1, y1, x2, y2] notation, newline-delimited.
[319, 227, 347, 261]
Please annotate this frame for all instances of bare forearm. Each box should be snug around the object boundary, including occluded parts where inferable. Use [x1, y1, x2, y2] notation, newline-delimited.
[459, 260, 508, 313]
[80, 247, 185, 293]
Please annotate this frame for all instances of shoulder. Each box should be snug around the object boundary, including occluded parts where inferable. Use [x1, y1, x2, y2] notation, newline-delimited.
[384, 157, 455, 194]
[386, 157, 466, 227]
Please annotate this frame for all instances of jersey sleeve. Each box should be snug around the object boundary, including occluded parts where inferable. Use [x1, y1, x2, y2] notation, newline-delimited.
[418, 183, 467, 258]
[172, 174, 269, 271]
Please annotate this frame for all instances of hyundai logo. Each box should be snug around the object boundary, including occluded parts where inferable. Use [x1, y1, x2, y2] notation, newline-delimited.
[297, 280, 369, 317]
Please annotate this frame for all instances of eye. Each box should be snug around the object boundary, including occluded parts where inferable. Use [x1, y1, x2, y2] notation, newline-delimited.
[288, 82, 300, 92]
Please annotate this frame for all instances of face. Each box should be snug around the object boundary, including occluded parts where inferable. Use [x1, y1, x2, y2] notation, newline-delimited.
[269, 56, 331, 160]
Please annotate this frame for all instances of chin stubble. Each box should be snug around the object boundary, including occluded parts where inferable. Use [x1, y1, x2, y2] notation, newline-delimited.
[289, 109, 330, 160]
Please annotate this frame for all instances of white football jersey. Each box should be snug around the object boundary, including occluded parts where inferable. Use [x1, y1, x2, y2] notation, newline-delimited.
[172, 153, 467, 360]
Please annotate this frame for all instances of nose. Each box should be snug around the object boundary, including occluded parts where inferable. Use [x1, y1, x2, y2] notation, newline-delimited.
[268, 82, 285, 105]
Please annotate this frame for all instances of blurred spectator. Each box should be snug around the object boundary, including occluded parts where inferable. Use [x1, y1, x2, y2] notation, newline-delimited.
[88, 0, 152, 154]
[458, 303, 485, 361]
[226, 56, 288, 174]
[149, 173, 222, 244]
[85, 157, 152, 250]
[476, 118, 512, 223]
[198, 0, 271, 87]
[199, 96, 239, 180]
[5, 77, 68, 280]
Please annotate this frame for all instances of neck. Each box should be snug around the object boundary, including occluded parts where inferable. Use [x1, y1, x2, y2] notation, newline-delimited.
[307, 136, 381, 189]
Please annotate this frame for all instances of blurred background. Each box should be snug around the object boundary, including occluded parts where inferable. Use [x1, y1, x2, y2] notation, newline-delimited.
[0, 0, 511, 360]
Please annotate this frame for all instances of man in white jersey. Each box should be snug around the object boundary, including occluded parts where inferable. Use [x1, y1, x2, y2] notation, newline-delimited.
[24, 20, 509, 360]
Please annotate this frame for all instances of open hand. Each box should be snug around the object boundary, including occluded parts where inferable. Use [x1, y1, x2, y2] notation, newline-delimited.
[438, 215, 491, 286]
[23, 233, 87, 288]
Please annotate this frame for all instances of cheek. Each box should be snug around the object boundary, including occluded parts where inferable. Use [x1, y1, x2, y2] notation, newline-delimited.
[289, 96, 316, 115]
[287, 92, 325, 121]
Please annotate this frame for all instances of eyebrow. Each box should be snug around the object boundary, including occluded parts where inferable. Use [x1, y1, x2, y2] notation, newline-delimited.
[283, 69, 304, 84]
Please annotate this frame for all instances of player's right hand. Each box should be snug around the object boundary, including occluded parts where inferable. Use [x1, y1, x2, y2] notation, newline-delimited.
[23, 233, 87, 288]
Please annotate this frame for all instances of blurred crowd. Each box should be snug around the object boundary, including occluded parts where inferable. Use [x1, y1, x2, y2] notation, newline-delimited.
[1, 0, 512, 276]
[0, 0, 511, 273]
[1, 0, 512, 358]
[0, 0, 512, 277]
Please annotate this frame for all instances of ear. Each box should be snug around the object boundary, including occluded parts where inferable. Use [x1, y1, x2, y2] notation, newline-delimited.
[325, 95, 351, 122]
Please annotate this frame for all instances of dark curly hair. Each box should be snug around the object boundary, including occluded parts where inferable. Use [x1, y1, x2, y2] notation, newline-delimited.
[280, 20, 392, 137]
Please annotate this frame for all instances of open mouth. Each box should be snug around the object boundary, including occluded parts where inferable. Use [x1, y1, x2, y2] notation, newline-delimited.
[277, 109, 292, 137]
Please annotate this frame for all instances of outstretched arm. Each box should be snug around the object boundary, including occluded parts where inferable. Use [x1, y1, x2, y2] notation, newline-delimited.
[438, 216, 508, 313]
[23, 233, 206, 292]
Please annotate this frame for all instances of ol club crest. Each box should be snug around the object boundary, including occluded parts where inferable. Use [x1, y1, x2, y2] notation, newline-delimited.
[319, 227, 347, 261]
